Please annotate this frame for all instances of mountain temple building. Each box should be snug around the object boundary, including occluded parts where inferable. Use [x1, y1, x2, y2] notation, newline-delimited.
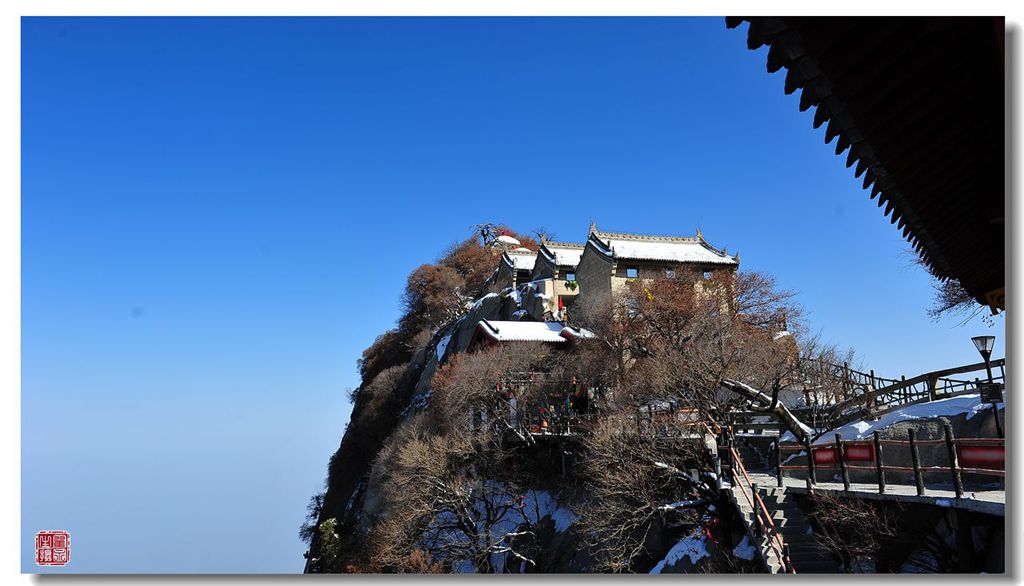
[574, 224, 740, 311]
[485, 223, 740, 323]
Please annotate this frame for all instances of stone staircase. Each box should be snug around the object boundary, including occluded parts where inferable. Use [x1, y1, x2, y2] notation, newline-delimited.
[731, 483, 837, 573]
[756, 486, 836, 573]
[734, 440, 768, 472]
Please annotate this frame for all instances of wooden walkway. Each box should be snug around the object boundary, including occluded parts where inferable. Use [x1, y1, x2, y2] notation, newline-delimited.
[745, 472, 1005, 517]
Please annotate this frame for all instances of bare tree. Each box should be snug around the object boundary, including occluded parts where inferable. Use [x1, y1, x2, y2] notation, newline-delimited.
[806, 492, 899, 572]
[532, 227, 557, 243]
[365, 410, 543, 573]
[570, 271, 821, 439]
[907, 247, 997, 325]
[362, 345, 572, 573]
[575, 414, 715, 572]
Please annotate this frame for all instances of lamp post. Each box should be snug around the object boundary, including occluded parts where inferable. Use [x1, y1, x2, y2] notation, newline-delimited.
[971, 335, 1002, 438]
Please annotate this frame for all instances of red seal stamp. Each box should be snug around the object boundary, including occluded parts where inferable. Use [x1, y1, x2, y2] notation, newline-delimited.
[35, 530, 71, 567]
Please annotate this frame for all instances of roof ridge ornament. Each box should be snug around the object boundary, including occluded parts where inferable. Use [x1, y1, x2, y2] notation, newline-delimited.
[595, 229, 700, 243]
[544, 240, 585, 249]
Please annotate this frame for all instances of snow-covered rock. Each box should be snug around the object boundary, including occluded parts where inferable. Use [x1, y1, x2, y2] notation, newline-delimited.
[733, 535, 757, 561]
[814, 393, 1000, 445]
[496, 235, 521, 246]
[649, 529, 710, 573]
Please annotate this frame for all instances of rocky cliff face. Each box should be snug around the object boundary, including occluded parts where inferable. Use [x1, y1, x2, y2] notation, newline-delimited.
[306, 285, 554, 571]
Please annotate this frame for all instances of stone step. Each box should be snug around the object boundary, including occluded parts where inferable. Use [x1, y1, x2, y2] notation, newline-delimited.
[779, 534, 813, 546]
[768, 502, 803, 515]
[779, 530, 812, 542]
[792, 563, 838, 573]
[761, 493, 797, 505]
[769, 511, 807, 524]
[735, 503, 802, 519]
[790, 558, 833, 569]
[778, 519, 811, 530]
[789, 550, 830, 558]
[784, 540, 825, 551]
[743, 514, 806, 532]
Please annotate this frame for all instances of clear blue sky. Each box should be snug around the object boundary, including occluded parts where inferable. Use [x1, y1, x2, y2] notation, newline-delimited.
[22, 16, 1003, 573]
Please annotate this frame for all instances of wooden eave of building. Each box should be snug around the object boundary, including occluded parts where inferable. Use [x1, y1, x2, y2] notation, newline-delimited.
[727, 17, 1004, 310]
[538, 241, 585, 268]
[588, 227, 740, 265]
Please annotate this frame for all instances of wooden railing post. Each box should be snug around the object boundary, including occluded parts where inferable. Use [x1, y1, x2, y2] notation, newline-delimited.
[943, 421, 964, 499]
[909, 429, 925, 496]
[843, 361, 851, 400]
[723, 443, 734, 485]
[776, 438, 784, 487]
[783, 544, 793, 573]
[804, 435, 816, 486]
[750, 482, 760, 536]
[836, 433, 851, 491]
[927, 375, 939, 402]
[873, 431, 886, 494]
[712, 452, 723, 491]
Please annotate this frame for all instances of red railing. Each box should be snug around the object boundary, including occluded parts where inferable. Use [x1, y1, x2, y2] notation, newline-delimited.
[774, 422, 1004, 497]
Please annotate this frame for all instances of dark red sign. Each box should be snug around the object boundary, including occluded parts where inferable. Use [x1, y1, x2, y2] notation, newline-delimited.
[958, 446, 1005, 469]
[812, 447, 836, 465]
[845, 443, 876, 462]
[35, 530, 70, 567]
[812, 443, 875, 464]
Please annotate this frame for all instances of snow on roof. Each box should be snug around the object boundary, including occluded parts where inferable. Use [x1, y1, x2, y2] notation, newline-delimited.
[772, 330, 792, 341]
[496, 234, 521, 246]
[590, 230, 739, 266]
[476, 320, 595, 343]
[539, 242, 585, 268]
[478, 320, 567, 343]
[560, 325, 596, 340]
[502, 248, 536, 271]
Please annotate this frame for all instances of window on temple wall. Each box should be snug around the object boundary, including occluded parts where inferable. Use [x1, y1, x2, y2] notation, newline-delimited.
[703, 270, 713, 280]
[626, 267, 639, 279]
[565, 272, 576, 282]
[664, 267, 675, 279]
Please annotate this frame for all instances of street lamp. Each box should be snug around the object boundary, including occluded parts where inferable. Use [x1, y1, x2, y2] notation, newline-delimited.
[972, 335, 996, 375]
[970, 335, 1002, 437]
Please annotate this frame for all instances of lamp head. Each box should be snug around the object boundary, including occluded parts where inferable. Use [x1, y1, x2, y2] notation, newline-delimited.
[971, 335, 996, 358]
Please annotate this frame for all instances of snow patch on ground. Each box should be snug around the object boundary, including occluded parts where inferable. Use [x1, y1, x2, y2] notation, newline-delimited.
[523, 490, 577, 532]
[733, 535, 757, 561]
[649, 529, 710, 573]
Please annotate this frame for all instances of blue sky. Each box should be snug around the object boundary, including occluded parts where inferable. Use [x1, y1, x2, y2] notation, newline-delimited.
[21, 16, 1003, 573]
